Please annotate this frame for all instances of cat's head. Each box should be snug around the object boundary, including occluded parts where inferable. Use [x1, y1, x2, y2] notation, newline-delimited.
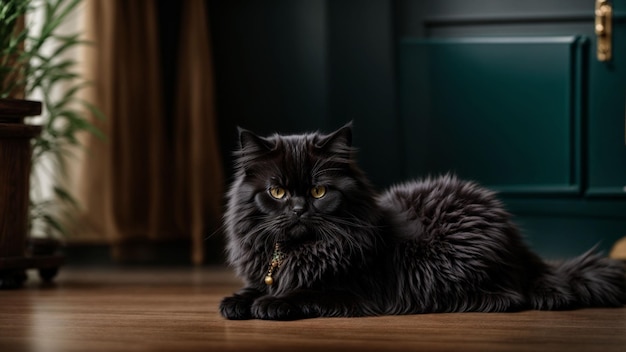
[225, 123, 377, 249]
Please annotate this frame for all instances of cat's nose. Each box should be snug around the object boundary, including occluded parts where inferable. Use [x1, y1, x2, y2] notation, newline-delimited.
[292, 204, 305, 216]
[291, 197, 306, 216]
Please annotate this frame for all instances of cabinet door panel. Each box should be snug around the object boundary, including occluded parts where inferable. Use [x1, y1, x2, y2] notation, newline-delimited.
[400, 36, 584, 195]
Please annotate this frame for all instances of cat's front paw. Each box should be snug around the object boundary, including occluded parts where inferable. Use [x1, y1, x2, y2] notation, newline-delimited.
[220, 295, 254, 320]
[251, 296, 305, 321]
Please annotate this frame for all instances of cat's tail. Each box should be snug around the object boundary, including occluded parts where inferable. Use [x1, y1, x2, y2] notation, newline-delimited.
[530, 249, 626, 310]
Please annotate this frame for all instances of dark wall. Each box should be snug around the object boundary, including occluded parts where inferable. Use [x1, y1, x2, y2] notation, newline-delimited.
[208, 0, 402, 187]
[327, 1, 401, 187]
[208, 0, 328, 180]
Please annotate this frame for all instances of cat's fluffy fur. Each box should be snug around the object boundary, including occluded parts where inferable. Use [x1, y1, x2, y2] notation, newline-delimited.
[220, 124, 626, 320]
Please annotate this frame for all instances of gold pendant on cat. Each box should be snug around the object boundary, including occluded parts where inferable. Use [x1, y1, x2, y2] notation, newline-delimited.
[264, 243, 285, 285]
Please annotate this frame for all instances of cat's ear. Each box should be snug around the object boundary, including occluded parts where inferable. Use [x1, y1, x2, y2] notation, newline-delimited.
[237, 127, 274, 154]
[316, 122, 353, 155]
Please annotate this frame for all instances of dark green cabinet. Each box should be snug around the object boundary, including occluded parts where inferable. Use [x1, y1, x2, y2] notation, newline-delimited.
[401, 37, 586, 195]
[398, 0, 626, 258]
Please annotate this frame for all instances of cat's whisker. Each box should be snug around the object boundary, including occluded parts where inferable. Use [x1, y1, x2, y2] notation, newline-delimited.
[204, 222, 226, 240]
[311, 167, 345, 178]
[321, 214, 383, 230]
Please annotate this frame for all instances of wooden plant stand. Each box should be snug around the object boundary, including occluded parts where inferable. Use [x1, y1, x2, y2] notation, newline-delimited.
[0, 98, 64, 288]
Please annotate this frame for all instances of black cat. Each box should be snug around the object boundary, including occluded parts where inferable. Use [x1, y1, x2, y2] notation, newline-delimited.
[219, 123, 626, 320]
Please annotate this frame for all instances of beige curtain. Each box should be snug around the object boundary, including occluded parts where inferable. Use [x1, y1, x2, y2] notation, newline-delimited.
[72, 0, 223, 264]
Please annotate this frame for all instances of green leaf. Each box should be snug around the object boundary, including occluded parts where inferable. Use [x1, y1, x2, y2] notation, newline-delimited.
[50, 33, 89, 58]
[42, 213, 68, 237]
[80, 99, 106, 122]
[39, 0, 82, 43]
[53, 186, 79, 208]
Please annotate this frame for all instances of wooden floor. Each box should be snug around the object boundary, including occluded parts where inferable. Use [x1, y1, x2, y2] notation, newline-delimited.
[1, 268, 625, 352]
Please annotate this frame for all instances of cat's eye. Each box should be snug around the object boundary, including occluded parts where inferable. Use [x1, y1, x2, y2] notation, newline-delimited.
[269, 187, 286, 199]
[310, 185, 327, 199]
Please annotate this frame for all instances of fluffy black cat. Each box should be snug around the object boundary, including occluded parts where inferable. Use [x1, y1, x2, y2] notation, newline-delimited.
[219, 123, 626, 320]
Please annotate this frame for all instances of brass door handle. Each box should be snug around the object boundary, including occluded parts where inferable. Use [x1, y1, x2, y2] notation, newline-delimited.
[595, 0, 612, 61]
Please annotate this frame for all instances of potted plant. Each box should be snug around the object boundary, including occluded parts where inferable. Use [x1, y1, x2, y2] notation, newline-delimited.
[0, 0, 103, 288]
